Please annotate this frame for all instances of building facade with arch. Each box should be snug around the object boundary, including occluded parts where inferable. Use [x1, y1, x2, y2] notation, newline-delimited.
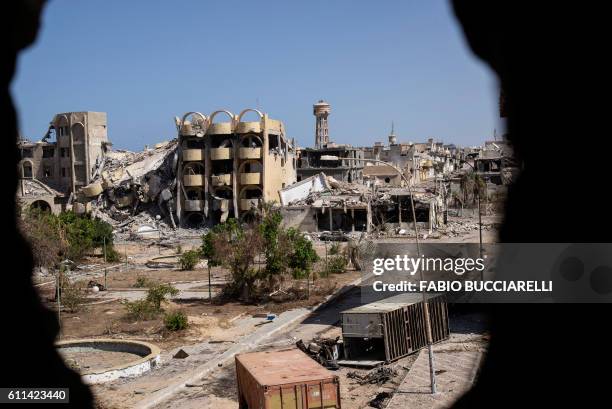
[17, 111, 110, 213]
[176, 109, 297, 226]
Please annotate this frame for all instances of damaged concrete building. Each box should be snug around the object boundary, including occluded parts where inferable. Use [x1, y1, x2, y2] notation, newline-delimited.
[297, 100, 365, 183]
[475, 140, 518, 186]
[85, 141, 179, 228]
[364, 130, 462, 186]
[17, 111, 110, 213]
[176, 109, 297, 226]
[280, 173, 445, 236]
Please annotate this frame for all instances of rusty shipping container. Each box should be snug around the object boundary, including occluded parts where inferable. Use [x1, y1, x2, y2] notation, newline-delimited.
[341, 293, 449, 364]
[235, 349, 341, 409]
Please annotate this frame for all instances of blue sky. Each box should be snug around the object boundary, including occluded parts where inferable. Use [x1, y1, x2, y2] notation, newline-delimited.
[12, 0, 500, 151]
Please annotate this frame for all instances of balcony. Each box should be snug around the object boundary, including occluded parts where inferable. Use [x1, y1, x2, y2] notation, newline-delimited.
[213, 198, 230, 212]
[239, 147, 261, 159]
[211, 173, 232, 186]
[183, 174, 204, 187]
[240, 172, 261, 185]
[207, 122, 232, 135]
[240, 198, 260, 211]
[183, 149, 204, 162]
[183, 199, 204, 212]
[234, 121, 261, 134]
[210, 147, 233, 160]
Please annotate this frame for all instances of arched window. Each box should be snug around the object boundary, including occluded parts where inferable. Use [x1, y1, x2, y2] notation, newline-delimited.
[22, 161, 33, 178]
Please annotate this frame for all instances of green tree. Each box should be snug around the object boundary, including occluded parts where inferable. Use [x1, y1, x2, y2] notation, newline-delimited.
[259, 208, 285, 277]
[286, 228, 319, 279]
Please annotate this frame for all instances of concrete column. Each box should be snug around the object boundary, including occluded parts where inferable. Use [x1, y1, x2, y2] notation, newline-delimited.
[329, 206, 333, 231]
[84, 115, 90, 185]
[366, 201, 372, 233]
[232, 138, 239, 218]
[68, 118, 76, 194]
[398, 197, 402, 226]
[351, 208, 355, 232]
[204, 137, 211, 220]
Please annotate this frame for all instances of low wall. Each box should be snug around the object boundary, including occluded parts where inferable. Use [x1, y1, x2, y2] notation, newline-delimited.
[56, 338, 161, 384]
[280, 207, 318, 231]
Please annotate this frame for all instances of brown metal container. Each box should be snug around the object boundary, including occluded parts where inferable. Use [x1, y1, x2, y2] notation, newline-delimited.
[235, 348, 341, 409]
[341, 293, 449, 363]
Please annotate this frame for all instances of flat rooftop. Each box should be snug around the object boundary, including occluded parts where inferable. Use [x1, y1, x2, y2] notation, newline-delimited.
[236, 348, 335, 386]
[341, 293, 443, 314]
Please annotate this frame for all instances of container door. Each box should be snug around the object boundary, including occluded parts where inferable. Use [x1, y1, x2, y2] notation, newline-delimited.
[305, 382, 339, 409]
[276, 385, 302, 409]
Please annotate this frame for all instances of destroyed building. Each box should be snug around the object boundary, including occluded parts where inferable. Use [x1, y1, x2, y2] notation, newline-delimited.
[297, 145, 365, 184]
[17, 111, 110, 213]
[280, 173, 445, 235]
[176, 109, 297, 226]
[297, 100, 365, 183]
[364, 132, 462, 186]
[86, 141, 179, 228]
[475, 139, 518, 186]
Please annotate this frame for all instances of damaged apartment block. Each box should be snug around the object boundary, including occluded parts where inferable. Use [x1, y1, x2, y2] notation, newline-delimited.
[17, 111, 110, 214]
[176, 109, 297, 227]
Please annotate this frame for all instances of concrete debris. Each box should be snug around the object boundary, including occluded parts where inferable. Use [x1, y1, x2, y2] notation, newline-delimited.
[296, 337, 341, 370]
[368, 391, 392, 409]
[440, 220, 497, 237]
[76, 140, 179, 236]
[173, 349, 189, 359]
[347, 366, 398, 385]
[279, 172, 330, 206]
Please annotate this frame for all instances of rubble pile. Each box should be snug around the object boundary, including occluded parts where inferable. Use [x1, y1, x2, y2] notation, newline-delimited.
[296, 337, 341, 370]
[77, 141, 180, 237]
[441, 219, 497, 237]
[347, 366, 398, 385]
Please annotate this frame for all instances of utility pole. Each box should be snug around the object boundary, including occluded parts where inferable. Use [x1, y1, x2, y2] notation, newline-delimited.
[208, 262, 212, 301]
[56, 270, 62, 339]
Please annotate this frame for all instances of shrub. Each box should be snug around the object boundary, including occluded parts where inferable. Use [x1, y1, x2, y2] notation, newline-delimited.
[176, 245, 183, 254]
[19, 208, 67, 268]
[201, 222, 236, 266]
[213, 221, 264, 301]
[133, 276, 150, 288]
[57, 270, 86, 313]
[179, 250, 200, 271]
[286, 228, 319, 279]
[259, 209, 285, 276]
[124, 299, 158, 320]
[329, 242, 341, 256]
[323, 255, 348, 276]
[124, 282, 179, 320]
[164, 311, 189, 331]
[145, 283, 179, 311]
[20, 210, 117, 265]
[105, 246, 121, 262]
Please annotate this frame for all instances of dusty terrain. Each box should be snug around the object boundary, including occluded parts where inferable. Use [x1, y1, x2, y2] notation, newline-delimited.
[33, 210, 495, 409]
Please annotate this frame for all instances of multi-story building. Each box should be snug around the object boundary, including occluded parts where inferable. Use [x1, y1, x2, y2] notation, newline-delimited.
[297, 144, 365, 183]
[176, 109, 297, 226]
[17, 111, 110, 213]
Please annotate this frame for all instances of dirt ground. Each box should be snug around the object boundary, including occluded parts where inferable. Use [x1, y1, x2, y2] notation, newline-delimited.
[39, 267, 360, 352]
[36, 212, 496, 409]
[60, 350, 141, 372]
